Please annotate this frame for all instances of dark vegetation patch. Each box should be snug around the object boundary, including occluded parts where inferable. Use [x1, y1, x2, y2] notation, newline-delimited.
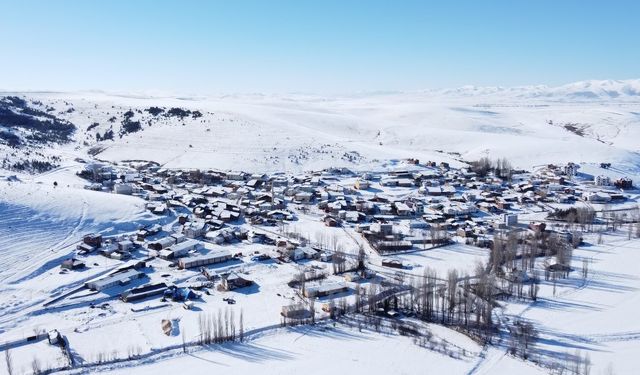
[10, 159, 58, 173]
[96, 129, 114, 142]
[0, 130, 21, 147]
[166, 107, 203, 119]
[563, 123, 586, 137]
[120, 119, 142, 136]
[0, 96, 76, 145]
[145, 107, 165, 116]
[119, 109, 142, 136]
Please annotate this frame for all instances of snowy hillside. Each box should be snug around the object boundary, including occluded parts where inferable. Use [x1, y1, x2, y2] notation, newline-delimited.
[1, 79, 640, 175]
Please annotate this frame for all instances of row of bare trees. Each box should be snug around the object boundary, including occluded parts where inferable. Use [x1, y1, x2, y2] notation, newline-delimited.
[470, 157, 513, 180]
[197, 308, 244, 345]
[491, 230, 575, 273]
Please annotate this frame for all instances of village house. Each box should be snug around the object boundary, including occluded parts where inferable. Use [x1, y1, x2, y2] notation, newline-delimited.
[594, 175, 611, 186]
[183, 221, 208, 238]
[158, 239, 200, 260]
[614, 177, 633, 189]
[394, 202, 412, 216]
[294, 191, 313, 204]
[220, 272, 253, 291]
[303, 282, 348, 298]
[113, 183, 134, 195]
[281, 303, 312, 319]
[563, 162, 579, 177]
[503, 213, 518, 226]
[354, 179, 371, 190]
[86, 269, 145, 291]
[177, 249, 232, 269]
[584, 191, 611, 203]
[61, 258, 85, 270]
[83, 233, 103, 247]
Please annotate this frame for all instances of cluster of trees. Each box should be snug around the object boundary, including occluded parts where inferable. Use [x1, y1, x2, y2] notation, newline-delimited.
[145, 106, 165, 116]
[470, 157, 513, 180]
[95, 129, 114, 142]
[0, 96, 76, 143]
[550, 207, 596, 231]
[0, 130, 21, 147]
[547, 350, 592, 375]
[166, 107, 203, 119]
[11, 159, 58, 173]
[142, 106, 204, 122]
[508, 319, 537, 359]
[331, 249, 348, 274]
[486, 229, 575, 300]
[197, 308, 244, 345]
[119, 111, 142, 136]
[330, 264, 500, 346]
[491, 230, 575, 273]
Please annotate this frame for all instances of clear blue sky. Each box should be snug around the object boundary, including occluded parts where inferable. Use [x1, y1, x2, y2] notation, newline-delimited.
[1, 0, 638, 94]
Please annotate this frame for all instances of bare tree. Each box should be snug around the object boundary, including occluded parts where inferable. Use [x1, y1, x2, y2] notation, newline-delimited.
[583, 352, 592, 375]
[31, 357, 42, 375]
[309, 298, 316, 323]
[239, 309, 245, 342]
[182, 327, 187, 353]
[447, 269, 458, 322]
[582, 258, 590, 280]
[602, 363, 616, 375]
[509, 319, 537, 359]
[4, 350, 13, 375]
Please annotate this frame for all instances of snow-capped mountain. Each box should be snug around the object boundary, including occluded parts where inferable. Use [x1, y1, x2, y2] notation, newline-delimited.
[434, 79, 640, 101]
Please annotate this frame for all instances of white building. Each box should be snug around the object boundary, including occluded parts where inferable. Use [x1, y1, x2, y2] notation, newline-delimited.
[86, 269, 145, 291]
[563, 163, 579, 177]
[594, 175, 611, 186]
[183, 221, 207, 238]
[178, 249, 232, 269]
[503, 213, 518, 226]
[354, 179, 371, 190]
[158, 239, 200, 259]
[584, 191, 611, 203]
[113, 183, 133, 195]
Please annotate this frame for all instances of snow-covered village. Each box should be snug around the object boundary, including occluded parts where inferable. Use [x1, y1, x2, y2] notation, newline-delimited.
[2, 2, 640, 375]
[2, 148, 640, 374]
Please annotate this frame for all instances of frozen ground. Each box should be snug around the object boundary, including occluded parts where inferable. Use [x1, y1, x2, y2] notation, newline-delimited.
[0, 167, 156, 284]
[0, 166, 163, 346]
[502, 232, 640, 374]
[80, 323, 547, 375]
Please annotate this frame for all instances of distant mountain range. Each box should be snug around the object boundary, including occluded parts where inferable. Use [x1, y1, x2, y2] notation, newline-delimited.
[422, 79, 640, 101]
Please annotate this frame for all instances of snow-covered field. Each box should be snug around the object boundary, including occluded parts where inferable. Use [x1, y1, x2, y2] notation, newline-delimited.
[2, 79, 640, 175]
[0, 167, 155, 284]
[505, 233, 640, 375]
[98, 324, 524, 375]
